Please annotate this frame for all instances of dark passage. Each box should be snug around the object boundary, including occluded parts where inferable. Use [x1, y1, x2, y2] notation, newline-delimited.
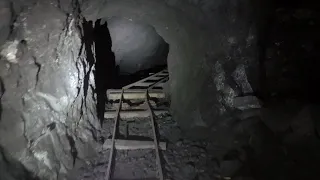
[0, 77, 3, 122]
[83, 17, 169, 126]
[93, 19, 116, 126]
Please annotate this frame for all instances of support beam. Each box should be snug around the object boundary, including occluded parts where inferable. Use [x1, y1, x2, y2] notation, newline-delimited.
[103, 139, 167, 150]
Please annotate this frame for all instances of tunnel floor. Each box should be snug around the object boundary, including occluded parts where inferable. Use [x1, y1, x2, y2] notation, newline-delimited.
[74, 115, 223, 180]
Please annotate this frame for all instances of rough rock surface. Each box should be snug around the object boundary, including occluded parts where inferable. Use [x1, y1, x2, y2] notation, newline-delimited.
[0, 0, 12, 46]
[0, 0, 100, 179]
[108, 17, 169, 74]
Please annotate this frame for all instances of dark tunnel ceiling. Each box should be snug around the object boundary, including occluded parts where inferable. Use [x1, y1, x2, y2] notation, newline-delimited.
[107, 17, 169, 75]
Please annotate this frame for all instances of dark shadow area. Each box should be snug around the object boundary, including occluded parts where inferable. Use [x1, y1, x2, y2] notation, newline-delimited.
[231, 1, 320, 179]
[93, 19, 116, 126]
[81, 19, 95, 105]
[0, 146, 40, 180]
[0, 77, 4, 122]
[231, 123, 320, 179]
[258, 0, 320, 102]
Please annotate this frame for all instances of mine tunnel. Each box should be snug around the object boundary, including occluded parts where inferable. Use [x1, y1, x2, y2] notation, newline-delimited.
[1, 0, 320, 179]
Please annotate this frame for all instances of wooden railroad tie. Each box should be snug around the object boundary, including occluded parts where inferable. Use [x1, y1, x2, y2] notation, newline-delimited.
[105, 69, 168, 180]
[103, 139, 167, 150]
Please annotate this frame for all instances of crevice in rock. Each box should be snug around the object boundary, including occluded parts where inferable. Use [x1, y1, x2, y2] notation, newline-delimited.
[20, 113, 31, 148]
[8, 1, 16, 36]
[90, 84, 96, 102]
[57, 0, 62, 11]
[81, 19, 95, 113]
[32, 56, 41, 87]
[27, 122, 59, 149]
[0, 77, 4, 122]
[86, 126, 98, 141]
[93, 19, 116, 126]
[47, 122, 56, 131]
[65, 133, 78, 167]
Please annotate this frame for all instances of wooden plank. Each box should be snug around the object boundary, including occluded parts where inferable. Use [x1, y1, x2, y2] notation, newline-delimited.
[104, 109, 169, 119]
[149, 77, 168, 90]
[107, 101, 159, 110]
[131, 82, 165, 87]
[103, 139, 167, 150]
[107, 91, 165, 100]
[157, 73, 169, 77]
[144, 76, 165, 81]
[123, 70, 167, 89]
[108, 89, 164, 93]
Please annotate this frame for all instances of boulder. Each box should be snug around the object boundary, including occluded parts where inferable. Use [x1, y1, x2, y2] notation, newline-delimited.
[233, 96, 262, 111]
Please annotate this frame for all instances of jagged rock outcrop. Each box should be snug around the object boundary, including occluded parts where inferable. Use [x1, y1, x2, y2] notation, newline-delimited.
[0, 0, 100, 179]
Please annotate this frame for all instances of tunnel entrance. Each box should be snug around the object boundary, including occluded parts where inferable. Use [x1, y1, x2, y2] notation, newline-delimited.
[107, 17, 169, 89]
[87, 18, 170, 125]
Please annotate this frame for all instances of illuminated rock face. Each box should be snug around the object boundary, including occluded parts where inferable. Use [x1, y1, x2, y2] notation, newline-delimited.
[108, 17, 169, 74]
[0, 1, 99, 179]
[0, 0, 267, 179]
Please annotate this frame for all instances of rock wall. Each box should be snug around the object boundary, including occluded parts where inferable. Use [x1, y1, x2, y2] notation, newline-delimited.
[108, 17, 169, 74]
[0, 0, 100, 179]
[0, 0, 12, 46]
